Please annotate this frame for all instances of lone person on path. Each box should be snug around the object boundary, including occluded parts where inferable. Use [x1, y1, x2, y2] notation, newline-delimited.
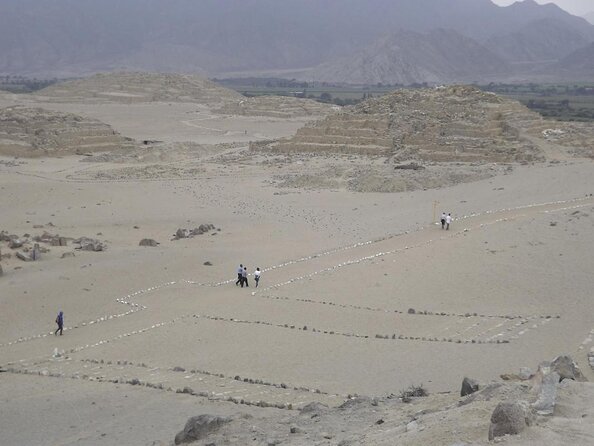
[235, 264, 243, 286]
[254, 267, 261, 288]
[55, 311, 64, 336]
[440, 212, 447, 230]
[242, 266, 249, 288]
[445, 213, 452, 230]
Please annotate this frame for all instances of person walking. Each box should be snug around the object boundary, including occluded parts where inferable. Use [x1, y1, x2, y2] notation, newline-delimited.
[254, 267, 261, 288]
[440, 212, 446, 230]
[445, 213, 452, 230]
[235, 264, 243, 286]
[54, 311, 64, 336]
[242, 266, 249, 288]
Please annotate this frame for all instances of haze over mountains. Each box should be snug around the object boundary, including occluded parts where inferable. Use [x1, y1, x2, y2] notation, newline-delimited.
[0, 0, 593, 84]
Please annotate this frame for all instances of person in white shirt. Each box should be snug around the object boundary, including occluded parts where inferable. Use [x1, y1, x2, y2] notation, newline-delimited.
[440, 212, 447, 229]
[254, 267, 261, 288]
[445, 213, 452, 230]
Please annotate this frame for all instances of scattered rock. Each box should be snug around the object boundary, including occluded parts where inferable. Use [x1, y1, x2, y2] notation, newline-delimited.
[61, 252, 75, 259]
[461, 377, 479, 397]
[9, 239, 24, 249]
[139, 238, 159, 247]
[532, 371, 559, 416]
[289, 426, 302, 434]
[174, 415, 231, 445]
[173, 224, 216, 240]
[203, 261, 213, 266]
[551, 355, 587, 382]
[16, 251, 32, 262]
[74, 237, 106, 252]
[488, 402, 529, 441]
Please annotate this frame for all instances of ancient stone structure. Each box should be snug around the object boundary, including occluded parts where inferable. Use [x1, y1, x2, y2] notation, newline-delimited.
[253, 86, 546, 163]
[0, 106, 135, 157]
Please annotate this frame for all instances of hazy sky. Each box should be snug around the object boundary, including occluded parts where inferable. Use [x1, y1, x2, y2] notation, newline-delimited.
[492, 0, 593, 15]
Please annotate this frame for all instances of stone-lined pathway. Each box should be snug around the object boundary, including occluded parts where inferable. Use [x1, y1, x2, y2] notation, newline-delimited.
[4, 357, 343, 410]
[2, 195, 592, 410]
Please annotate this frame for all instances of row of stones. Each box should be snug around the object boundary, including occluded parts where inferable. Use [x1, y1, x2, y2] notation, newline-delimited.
[79, 358, 340, 398]
[203, 196, 592, 288]
[190, 314, 512, 345]
[2, 365, 306, 411]
[257, 294, 559, 321]
[254, 199, 593, 296]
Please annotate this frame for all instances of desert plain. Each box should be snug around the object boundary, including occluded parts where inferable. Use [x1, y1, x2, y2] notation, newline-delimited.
[0, 74, 593, 445]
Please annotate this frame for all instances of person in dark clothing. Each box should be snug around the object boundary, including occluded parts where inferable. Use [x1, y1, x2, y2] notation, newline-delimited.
[55, 311, 64, 336]
[235, 264, 243, 286]
[241, 266, 249, 287]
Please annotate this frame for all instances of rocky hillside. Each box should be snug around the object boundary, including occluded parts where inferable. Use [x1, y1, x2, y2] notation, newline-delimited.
[167, 356, 593, 445]
[554, 43, 594, 78]
[0, 106, 135, 157]
[485, 17, 593, 63]
[36, 72, 242, 104]
[0, 0, 592, 83]
[255, 86, 545, 163]
[310, 29, 509, 85]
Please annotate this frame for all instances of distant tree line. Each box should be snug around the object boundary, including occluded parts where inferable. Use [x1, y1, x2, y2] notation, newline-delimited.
[0, 75, 59, 92]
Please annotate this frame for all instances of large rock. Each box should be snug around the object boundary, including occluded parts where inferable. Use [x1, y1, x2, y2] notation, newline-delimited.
[9, 239, 24, 249]
[551, 355, 587, 382]
[174, 415, 231, 445]
[461, 377, 479, 396]
[532, 371, 560, 415]
[488, 402, 530, 441]
[74, 237, 105, 252]
[139, 238, 159, 247]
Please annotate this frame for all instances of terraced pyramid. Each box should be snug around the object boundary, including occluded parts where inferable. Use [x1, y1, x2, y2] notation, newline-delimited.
[0, 106, 135, 157]
[255, 86, 546, 163]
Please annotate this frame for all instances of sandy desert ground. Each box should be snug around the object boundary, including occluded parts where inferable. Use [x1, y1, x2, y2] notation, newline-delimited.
[1, 82, 594, 445]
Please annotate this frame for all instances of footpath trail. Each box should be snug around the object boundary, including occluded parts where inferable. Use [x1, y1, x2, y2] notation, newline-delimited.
[2, 195, 593, 410]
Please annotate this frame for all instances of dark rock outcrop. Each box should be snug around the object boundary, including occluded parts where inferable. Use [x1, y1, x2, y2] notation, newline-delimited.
[488, 402, 529, 441]
[461, 377, 479, 397]
[174, 415, 231, 445]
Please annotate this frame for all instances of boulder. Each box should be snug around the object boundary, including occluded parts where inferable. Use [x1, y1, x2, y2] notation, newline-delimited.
[551, 355, 587, 382]
[488, 402, 529, 441]
[74, 237, 105, 252]
[139, 239, 159, 247]
[31, 244, 41, 261]
[532, 371, 559, 416]
[174, 415, 231, 445]
[460, 377, 479, 396]
[9, 239, 24, 249]
[16, 251, 32, 262]
[175, 228, 189, 239]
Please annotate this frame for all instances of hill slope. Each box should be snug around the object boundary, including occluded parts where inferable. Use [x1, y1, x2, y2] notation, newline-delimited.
[36, 72, 242, 104]
[0, 0, 592, 80]
[309, 30, 509, 85]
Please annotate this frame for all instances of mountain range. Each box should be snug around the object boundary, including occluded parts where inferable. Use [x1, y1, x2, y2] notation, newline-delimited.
[0, 0, 592, 84]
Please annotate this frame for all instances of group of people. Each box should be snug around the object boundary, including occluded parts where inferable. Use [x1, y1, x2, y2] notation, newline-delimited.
[235, 264, 261, 288]
[440, 212, 453, 230]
